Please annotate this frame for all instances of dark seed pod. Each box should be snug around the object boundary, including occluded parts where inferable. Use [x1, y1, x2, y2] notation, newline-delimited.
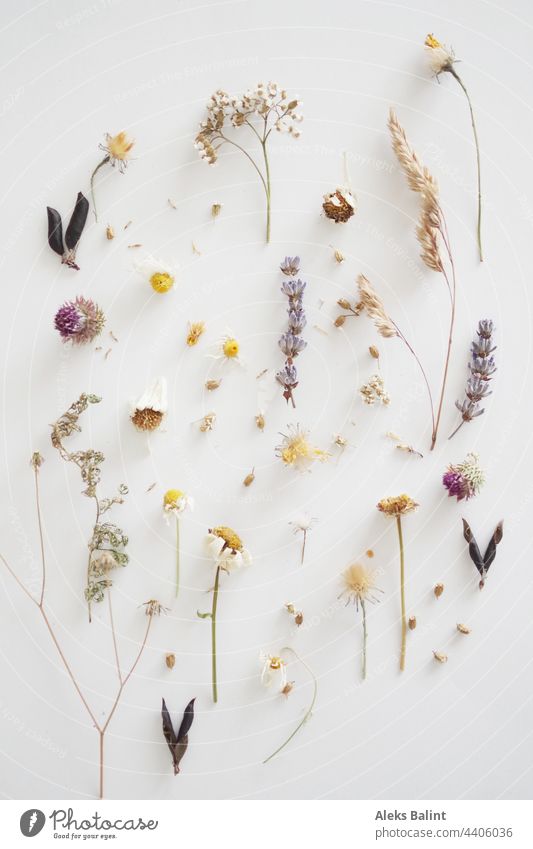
[462, 518, 504, 589]
[47, 207, 64, 256]
[65, 192, 89, 250]
[161, 697, 196, 775]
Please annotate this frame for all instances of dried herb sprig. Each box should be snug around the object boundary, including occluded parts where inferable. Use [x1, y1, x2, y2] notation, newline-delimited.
[450, 320, 496, 439]
[262, 647, 317, 763]
[0, 454, 159, 799]
[161, 698, 195, 775]
[277, 263, 307, 407]
[47, 192, 89, 270]
[462, 518, 503, 589]
[195, 83, 302, 243]
[51, 394, 129, 621]
[425, 35, 483, 261]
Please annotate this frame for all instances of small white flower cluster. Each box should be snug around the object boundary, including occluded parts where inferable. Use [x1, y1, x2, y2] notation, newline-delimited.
[359, 374, 390, 406]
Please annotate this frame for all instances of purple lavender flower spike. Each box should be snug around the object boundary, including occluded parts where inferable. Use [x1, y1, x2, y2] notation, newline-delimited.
[280, 256, 300, 276]
[450, 320, 496, 439]
[279, 332, 307, 358]
[281, 279, 306, 302]
[287, 308, 307, 334]
[278, 261, 307, 407]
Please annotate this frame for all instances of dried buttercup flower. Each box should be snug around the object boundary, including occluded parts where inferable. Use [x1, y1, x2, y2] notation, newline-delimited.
[47, 192, 89, 270]
[434, 583, 444, 599]
[135, 255, 177, 294]
[165, 653, 176, 669]
[131, 377, 167, 432]
[457, 623, 471, 635]
[161, 697, 195, 775]
[322, 188, 356, 223]
[54, 297, 105, 345]
[462, 518, 503, 589]
[91, 131, 134, 222]
[433, 651, 448, 664]
[277, 424, 329, 472]
[359, 373, 390, 406]
[443, 453, 485, 501]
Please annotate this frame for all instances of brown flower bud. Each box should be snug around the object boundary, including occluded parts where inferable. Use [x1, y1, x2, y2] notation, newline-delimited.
[205, 379, 221, 391]
[211, 203, 222, 218]
[408, 615, 417, 630]
[255, 413, 265, 431]
[165, 653, 175, 669]
[334, 315, 346, 328]
[434, 583, 444, 599]
[337, 298, 352, 310]
[294, 612, 304, 627]
[106, 224, 115, 240]
[366, 549, 374, 558]
[456, 623, 471, 635]
[243, 469, 255, 487]
[433, 650, 448, 664]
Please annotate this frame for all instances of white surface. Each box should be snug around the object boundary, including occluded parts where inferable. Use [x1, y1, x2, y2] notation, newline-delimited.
[0, 0, 532, 801]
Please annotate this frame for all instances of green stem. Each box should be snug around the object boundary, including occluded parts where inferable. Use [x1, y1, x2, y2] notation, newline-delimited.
[263, 647, 317, 764]
[211, 566, 221, 703]
[175, 517, 180, 598]
[361, 600, 367, 681]
[430, 232, 457, 452]
[396, 517, 407, 672]
[89, 156, 110, 223]
[260, 140, 271, 243]
[449, 68, 483, 262]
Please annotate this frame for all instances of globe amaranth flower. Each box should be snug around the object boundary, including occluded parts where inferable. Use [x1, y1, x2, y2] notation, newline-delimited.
[135, 254, 177, 294]
[206, 525, 252, 572]
[278, 332, 307, 358]
[377, 494, 419, 517]
[280, 256, 300, 276]
[322, 188, 356, 223]
[260, 652, 288, 692]
[54, 296, 105, 345]
[131, 377, 167, 432]
[276, 424, 329, 472]
[443, 453, 485, 501]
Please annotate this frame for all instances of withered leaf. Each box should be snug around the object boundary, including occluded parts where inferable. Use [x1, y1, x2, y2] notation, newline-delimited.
[161, 697, 195, 775]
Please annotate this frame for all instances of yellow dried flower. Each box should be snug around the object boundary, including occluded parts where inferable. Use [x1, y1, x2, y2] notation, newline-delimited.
[377, 494, 418, 517]
[277, 424, 329, 472]
[104, 131, 134, 163]
[150, 272, 174, 294]
[210, 526, 243, 551]
[340, 563, 380, 607]
[222, 337, 239, 358]
[255, 413, 265, 431]
[186, 321, 205, 346]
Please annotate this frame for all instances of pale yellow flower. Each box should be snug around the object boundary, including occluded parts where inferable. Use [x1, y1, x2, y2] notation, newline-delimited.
[102, 131, 134, 169]
[277, 425, 329, 472]
[377, 494, 418, 517]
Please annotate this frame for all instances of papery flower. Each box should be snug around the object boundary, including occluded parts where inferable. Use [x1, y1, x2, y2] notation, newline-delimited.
[186, 321, 205, 346]
[339, 563, 382, 681]
[90, 131, 134, 222]
[134, 255, 177, 294]
[259, 652, 288, 692]
[424, 33, 455, 74]
[280, 256, 300, 276]
[442, 453, 485, 501]
[359, 373, 390, 406]
[289, 512, 317, 565]
[163, 489, 194, 519]
[208, 333, 242, 366]
[377, 494, 419, 517]
[322, 188, 356, 223]
[131, 377, 167, 432]
[205, 525, 252, 572]
[142, 599, 168, 617]
[276, 425, 329, 472]
[54, 296, 105, 345]
[278, 332, 307, 358]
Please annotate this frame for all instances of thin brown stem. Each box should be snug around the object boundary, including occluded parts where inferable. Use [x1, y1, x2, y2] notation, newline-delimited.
[301, 530, 307, 565]
[392, 321, 436, 438]
[449, 68, 483, 262]
[90, 156, 110, 223]
[34, 467, 47, 607]
[430, 225, 457, 451]
[361, 600, 367, 681]
[108, 593, 123, 684]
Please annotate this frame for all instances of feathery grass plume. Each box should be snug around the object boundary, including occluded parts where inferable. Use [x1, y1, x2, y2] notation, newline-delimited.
[387, 109, 458, 451]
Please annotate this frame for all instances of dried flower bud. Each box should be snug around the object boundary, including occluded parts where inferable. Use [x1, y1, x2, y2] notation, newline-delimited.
[337, 298, 352, 310]
[456, 623, 471, 635]
[334, 249, 345, 263]
[30, 451, 44, 469]
[294, 612, 304, 626]
[199, 412, 216, 432]
[334, 315, 346, 328]
[433, 650, 448, 664]
[165, 653, 176, 669]
[408, 615, 417, 630]
[434, 583, 444, 599]
[255, 413, 265, 431]
[106, 224, 114, 240]
[285, 603, 296, 615]
[211, 203, 222, 218]
[243, 469, 255, 487]
[281, 681, 294, 697]
[205, 379, 221, 391]
[369, 345, 380, 359]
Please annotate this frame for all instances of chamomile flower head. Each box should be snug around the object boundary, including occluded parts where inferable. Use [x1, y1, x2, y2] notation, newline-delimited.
[163, 489, 194, 520]
[259, 652, 288, 692]
[131, 377, 167, 432]
[100, 131, 135, 170]
[208, 332, 243, 366]
[206, 525, 252, 572]
[424, 33, 456, 76]
[135, 254, 177, 294]
[276, 424, 329, 472]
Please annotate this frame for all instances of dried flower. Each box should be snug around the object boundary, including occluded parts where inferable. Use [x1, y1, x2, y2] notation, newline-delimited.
[333, 248, 345, 264]
[433, 651, 448, 664]
[289, 513, 317, 565]
[163, 489, 193, 598]
[450, 320, 496, 439]
[280, 256, 300, 276]
[161, 697, 195, 775]
[408, 615, 417, 630]
[195, 83, 302, 242]
[434, 583, 444, 599]
[285, 603, 304, 627]
[260, 652, 288, 691]
[243, 469, 255, 487]
[131, 378, 167, 432]
[424, 35, 483, 261]
[277, 425, 329, 472]
[135, 255, 177, 294]
[205, 379, 221, 391]
[457, 623, 471, 635]
[378, 494, 418, 671]
[211, 202, 222, 218]
[142, 599, 167, 617]
[255, 413, 265, 431]
[386, 431, 423, 458]
[359, 373, 390, 406]
[334, 291, 363, 328]
[54, 297, 105, 345]
[105, 224, 114, 240]
[186, 321, 205, 346]
[277, 262, 308, 406]
[262, 647, 317, 764]
[199, 412, 216, 432]
[357, 274, 398, 339]
[165, 653, 176, 669]
[322, 188, 356, 223]
[47, 192, 89, 270]
[208, 334, 242, 365]
[443, 453, 485, 501]
[339, 562, 382, 680]
[90, 132, 134, 222]
[462, 518, 503, 589]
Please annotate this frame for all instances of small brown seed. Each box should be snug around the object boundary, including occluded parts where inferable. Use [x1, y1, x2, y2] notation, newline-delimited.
[434, 583, 444, 599]
[337, 298, 351, 310]
[334, 315, 346, 327]
[106, 224, 114, 240]
[243, 469, 255, 487]
[333, 249, 345, 264]
[408, 615, 417, 630]
[255, 413, 265, 431]
[205, 379, 221, 391]
[165, 653, 175, 669]
[294, 612, 304, 627]
[369, 345, 380, 359]
[457, 623, 471, 635]
[433, 651, 448, 664]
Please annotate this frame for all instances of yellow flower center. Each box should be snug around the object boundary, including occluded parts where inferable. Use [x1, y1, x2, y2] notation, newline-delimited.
[223, 338, 239, 358]
[269, 657, 282, 670]
[186, 322, 205, 346]
[425, 33, 441, 49]
[107, 131, 134, 160]
[164, 489, 184, 507]
[150, 272, 174, 293]
[212, 525, 243, 551]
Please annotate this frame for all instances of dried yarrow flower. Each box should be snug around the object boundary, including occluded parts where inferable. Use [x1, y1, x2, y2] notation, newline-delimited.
[424, 35, 483, 261]
[161, 697, 195, 775]
[322, 188, 356, 223]
[90, 131, 134, 222]
[47, 192, 89, 270]
[277, 263, 307, 406]
[195, 83, 302, 242]
[443, 453, 485, 501]
[131, 378, 167, 432]
[359, 373, 390, 406]
[462, 518, 503, 589]
[277, 424, 329, 472]
[54, 296, 105, 345]
[450, 320, 496, 439]
[339, 562, 382, 680]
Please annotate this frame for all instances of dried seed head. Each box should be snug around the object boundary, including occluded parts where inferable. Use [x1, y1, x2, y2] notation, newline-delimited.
[337, 298, 352, 310]
[281, 681, 294, 697]
[408, 615, 417, 630]
[131, 407, 164, 432]
[456, 623, 471, 635]
[165, 653, 176, 669]
[205, 379, 221, 391]
[294, 612, 304, 626]
[334, 249, 345, 263]
[30, 451, 44, 469]
[369, 345, 380, 359]
[322, 188, 356, 223]
[433, 650, 448, 664]
[434, 582, 444, 599]
[334, 315, 346, 328]
[211, 203, 222, 218]
[255, 413, 265, 431]
[106, 224, 115, 240]
[199, 412, 216, 432]
[243, 469, 255, 487]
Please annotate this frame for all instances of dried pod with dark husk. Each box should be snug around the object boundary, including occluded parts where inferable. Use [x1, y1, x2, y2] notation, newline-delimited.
[161, 697, 195, 775]
[462, 518, 503, 589]
[46, 192, 89, 270]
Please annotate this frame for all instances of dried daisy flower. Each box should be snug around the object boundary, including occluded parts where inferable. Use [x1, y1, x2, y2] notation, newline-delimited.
[186, 321, 205, 347]
[457, 623, 471, 635]
[47, 192, 89, 270]
[135, 254, 177, 294]
[359, 374, 390, 406]
[433, 650, 448, 664]
[163, 489, 194, 597]
[199, 412, 216, 432]
[322, 187, 356, 223]
[377, 494, 419, 671]
[260, 652, 288, 692]
[388, 110, 459, 451]
[209, 333, 242, 366]
[434, 583, 444, 599]
[262, 647, 317, 763]
[339, 563, 382, 680]
[199, 526, 252, 702]
[90, 131, 134, 222]
[285, 602, 304, 627]
[54, 297, 105, 345]
[443, 452, 485, 501]
[277, 425, 329, 473]
[289, 513, 317, 565]
[277, 264, 307, 407]
[425, 34, 482, 261]
[386, 432, 423, 458]
[450, 320, 496, 439]
[131, 377, 167, 432]
[280, 256, 300, 276]
[205, 379, 221, 391]
[195, 83, 303, 242]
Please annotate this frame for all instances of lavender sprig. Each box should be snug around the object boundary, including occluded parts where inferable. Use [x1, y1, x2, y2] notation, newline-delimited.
[276, 263, 307, 407]
[449, 320, 496, 440]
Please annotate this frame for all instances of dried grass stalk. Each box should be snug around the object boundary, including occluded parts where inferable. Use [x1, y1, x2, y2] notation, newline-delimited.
[357, 274, 398, 339]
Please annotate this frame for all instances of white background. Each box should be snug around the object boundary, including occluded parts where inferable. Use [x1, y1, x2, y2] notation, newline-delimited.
[0, 0, 532, 801]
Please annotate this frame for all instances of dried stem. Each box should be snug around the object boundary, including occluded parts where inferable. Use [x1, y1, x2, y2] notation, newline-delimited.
[90, 156, 110, 223]
[211, 566, 221, 703]
[396, 516, 407, 672]
[361, 599, 367, 681]
[449, 68, 483, 262]
[263, 647, 317, 763]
